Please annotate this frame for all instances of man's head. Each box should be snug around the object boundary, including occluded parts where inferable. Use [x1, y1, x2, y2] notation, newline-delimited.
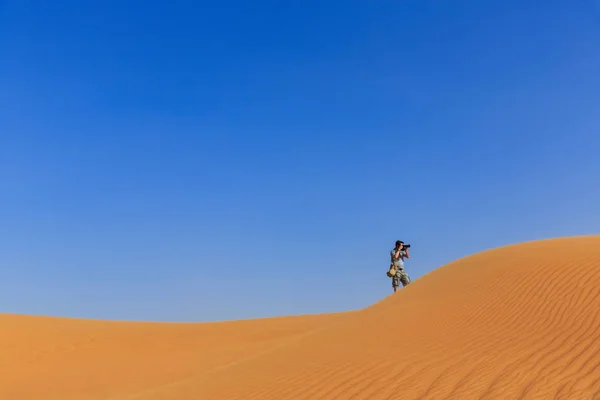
[395, 240, 404, 249]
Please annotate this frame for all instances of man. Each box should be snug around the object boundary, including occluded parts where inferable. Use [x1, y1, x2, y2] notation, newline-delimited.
[390, 240, 411, 292]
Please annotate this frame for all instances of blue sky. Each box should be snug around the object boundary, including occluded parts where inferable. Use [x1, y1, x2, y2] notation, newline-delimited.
[1, 0, 599, 322]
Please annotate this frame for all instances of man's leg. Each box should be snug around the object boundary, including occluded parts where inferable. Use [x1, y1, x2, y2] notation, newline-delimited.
[400, 271, 411, 287]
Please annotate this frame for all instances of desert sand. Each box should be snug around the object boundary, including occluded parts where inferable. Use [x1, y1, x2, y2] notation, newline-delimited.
[2, 235, 600, 399]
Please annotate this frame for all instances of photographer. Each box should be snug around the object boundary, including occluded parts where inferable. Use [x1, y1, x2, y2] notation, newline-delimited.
[390, 240, 411, 292]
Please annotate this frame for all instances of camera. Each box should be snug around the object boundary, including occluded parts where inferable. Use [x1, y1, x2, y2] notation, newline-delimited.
[403, 244, 411, 248]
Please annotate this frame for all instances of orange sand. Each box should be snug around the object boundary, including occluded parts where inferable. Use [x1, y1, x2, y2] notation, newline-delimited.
[2, 235, 600, 399]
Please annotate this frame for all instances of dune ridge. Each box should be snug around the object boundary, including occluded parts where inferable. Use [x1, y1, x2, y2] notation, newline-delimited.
[3, 235, 600, 399]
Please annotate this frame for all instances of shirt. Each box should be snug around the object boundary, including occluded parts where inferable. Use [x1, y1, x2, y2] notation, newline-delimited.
[390, 248, 407, 268]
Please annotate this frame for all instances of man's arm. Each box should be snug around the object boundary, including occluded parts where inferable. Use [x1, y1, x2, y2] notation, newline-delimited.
[404, 249, 410, 259]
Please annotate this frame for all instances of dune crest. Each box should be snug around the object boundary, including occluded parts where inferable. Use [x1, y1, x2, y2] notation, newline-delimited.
[3, 235, 600, 399]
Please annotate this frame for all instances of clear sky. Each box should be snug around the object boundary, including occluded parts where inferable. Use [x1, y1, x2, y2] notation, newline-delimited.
[1, 1, 599, 322]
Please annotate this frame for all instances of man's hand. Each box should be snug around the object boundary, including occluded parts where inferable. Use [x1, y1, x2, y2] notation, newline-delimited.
[405, 248, 410, 259]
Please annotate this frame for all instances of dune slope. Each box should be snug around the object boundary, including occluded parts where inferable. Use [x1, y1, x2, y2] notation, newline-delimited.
[0, 312, 346, 399]
[3, 235, 600, 399]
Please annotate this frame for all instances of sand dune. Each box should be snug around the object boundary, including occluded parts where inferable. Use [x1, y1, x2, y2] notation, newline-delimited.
[0, 312, 346, 399]
[3, 235, 600, 399]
